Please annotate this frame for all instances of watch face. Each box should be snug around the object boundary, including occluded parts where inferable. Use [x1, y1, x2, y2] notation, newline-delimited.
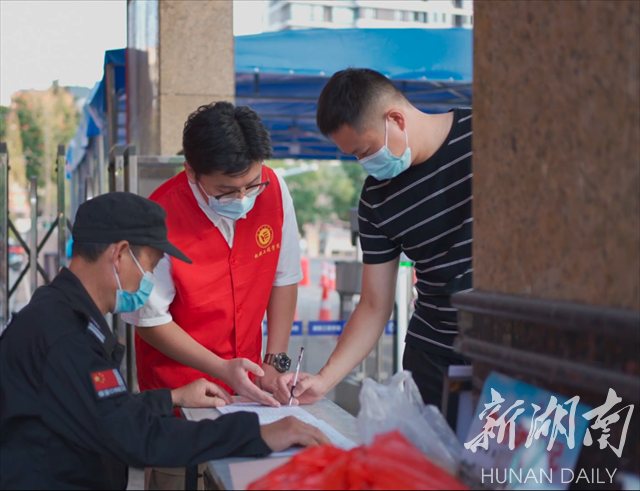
[275, 353, 291, 373]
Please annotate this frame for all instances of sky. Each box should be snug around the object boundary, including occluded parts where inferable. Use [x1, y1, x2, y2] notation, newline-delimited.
[0, 0, 267, 106]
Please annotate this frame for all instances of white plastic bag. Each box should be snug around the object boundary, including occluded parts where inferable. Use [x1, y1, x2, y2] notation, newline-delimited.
[356, 370, 463, 475]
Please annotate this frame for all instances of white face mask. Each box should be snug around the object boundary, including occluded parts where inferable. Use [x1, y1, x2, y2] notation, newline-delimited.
[198, 180, 259, 220]
[358, 119, 412, 180]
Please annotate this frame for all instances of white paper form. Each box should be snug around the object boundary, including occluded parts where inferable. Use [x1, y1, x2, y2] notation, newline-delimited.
[216, 403, 357, 451]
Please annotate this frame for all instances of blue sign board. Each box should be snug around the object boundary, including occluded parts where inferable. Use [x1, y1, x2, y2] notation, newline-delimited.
[385, 321, 395, 335]
[262, 320, 303, 336]
[308, 320, 346, 336]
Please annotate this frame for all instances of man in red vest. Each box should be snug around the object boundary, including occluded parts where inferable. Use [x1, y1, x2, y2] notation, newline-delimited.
[122, 102, 302, 489]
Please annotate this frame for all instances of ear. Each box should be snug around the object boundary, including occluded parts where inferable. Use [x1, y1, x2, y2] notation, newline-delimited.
[111, 240, 130, 273]
[184, 161, 196, 183]
[387, 110, 406, 131]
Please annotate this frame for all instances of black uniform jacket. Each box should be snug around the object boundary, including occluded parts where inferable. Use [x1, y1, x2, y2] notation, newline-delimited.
[0, 268, 271, 490]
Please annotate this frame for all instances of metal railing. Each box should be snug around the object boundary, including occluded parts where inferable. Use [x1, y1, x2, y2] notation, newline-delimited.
[108, 144, 140, 388]
[1, 144, 70, 329]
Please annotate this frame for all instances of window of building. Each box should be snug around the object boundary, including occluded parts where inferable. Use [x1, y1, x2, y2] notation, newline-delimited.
[454, 14, 463, 27]
[334, 7, 355, 25]
[324, 6, 332, 22]
[414, 11, 426, 22]
[359, 8, 376, 19]
[442, 13, 447, 23]
[425, 12, 430, 23]
[376, 9, 395, 21]
[394, 10, 403, 21]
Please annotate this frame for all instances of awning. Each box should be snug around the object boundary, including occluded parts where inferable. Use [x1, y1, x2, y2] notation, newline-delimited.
[68, 28, 472, 168]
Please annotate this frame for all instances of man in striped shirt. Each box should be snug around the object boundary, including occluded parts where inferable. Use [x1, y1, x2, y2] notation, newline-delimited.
[276, 68, 472, 426]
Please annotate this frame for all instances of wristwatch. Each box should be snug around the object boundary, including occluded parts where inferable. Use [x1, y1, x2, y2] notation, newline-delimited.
[264, 353, 292, 373]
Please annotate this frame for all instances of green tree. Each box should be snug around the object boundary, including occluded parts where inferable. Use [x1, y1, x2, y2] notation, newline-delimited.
[11, 83, 80, 216]
[269, 160, 366, 234]
[13, 92, 46, 187]
[0, 106, 9, 140]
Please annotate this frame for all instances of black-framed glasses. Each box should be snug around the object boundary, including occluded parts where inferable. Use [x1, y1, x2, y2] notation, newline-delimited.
[213, 180, 270, 205]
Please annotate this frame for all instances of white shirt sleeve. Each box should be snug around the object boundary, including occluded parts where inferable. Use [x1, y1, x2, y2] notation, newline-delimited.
[274, 175, 303, 287]
[120, 254, 176, 327]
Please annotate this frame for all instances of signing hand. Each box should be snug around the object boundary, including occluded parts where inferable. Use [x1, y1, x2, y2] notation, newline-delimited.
[274, 372, 329, 406]
[221, 358, 281, 407]
[260, 416, 331, 452]
[171, 378, 232, 408]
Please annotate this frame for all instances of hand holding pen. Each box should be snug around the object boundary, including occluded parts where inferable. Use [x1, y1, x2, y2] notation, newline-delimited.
[289, 347, 304, 406]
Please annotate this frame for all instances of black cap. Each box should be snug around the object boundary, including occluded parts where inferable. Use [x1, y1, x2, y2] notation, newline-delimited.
[72, 192, 192, 264]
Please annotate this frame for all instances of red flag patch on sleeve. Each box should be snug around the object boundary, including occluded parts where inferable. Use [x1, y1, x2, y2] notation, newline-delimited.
[90, 369, 127, 399]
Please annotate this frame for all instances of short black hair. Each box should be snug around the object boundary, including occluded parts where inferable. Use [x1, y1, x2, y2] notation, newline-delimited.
[317, 68, 406, 136]
[73, 242, 143, 263]
[182, 101, 273, 177]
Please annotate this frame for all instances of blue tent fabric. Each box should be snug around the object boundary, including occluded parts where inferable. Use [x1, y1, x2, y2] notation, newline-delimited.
[235, 28, 472, 81]
[87, 49, 125, 132]
[69, 29, 472, 167]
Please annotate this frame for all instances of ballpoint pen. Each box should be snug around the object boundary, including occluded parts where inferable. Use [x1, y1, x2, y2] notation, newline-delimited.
[289, 347, 305, 406]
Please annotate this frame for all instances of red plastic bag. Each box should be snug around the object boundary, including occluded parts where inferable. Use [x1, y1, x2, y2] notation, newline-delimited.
[248, 431, 468, 490]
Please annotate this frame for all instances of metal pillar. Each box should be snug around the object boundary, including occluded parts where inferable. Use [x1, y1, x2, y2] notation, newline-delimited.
[123, 145, 138, 390]
[109, 145, 125, 193]
[105, 64, 118, 153]
[0, 143, 9, 328]
[85, 177, 94, 201]
[96, 135, 106, 196]
[57, 146, 67, 270]
[29, 176, 38, 296]
[394, 254, 414, 373]
[124, 145, 138, 195]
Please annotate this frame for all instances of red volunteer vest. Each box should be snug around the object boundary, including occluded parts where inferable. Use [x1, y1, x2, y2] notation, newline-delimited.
[135, 167, 283, 394]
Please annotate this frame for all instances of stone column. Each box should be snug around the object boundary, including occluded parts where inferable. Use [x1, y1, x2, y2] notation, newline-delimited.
[127, 0, 235, 195]
[454, 0, 640, 478]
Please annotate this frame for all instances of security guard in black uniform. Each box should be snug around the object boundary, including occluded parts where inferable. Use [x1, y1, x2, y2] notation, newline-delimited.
[0, 193, 328, 490]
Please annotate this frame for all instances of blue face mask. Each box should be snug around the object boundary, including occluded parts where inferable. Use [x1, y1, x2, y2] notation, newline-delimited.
[198, 182, 258, 220]
[358, 119, 412, 181]
[112, 249, 156, 314]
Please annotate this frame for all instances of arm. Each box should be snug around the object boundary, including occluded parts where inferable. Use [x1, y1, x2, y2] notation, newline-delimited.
[258, 283, 298, 392]
[319, 258, 399, 388]
[136, 322, 279, 407]
[128, 254, 279, 406]
[40, 335, 271, 468]
[275, 258, 399, 405]
[136, 321, 226, 381]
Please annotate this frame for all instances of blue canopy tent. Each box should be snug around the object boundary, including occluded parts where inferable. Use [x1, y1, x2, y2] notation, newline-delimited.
[68, 28, 472, 168]
[235, 28, 472, 160]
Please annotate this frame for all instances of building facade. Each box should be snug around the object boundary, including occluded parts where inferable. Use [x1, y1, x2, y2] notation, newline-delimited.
[266, 0, 473, 31]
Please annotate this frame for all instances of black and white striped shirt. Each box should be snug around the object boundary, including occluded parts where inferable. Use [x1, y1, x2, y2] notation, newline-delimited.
[358, 108, 472, 357]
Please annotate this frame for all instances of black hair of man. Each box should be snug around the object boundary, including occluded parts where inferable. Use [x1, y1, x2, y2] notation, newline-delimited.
[316, 68, 407, 137]
[73, 242, 143, 263]
[182, 101, 273, 178]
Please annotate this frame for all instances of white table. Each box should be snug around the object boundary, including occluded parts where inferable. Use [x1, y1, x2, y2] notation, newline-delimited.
[182, 398, 359, 490]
